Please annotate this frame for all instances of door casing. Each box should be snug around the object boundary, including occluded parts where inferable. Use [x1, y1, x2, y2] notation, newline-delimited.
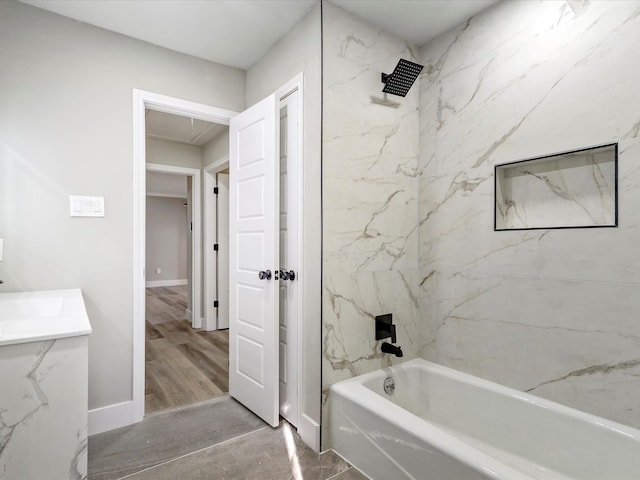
[127, 82, 316, 450]
[132, 89, 237, 424]
[204, 156, 229, 331]
[145, 163, 201, 327]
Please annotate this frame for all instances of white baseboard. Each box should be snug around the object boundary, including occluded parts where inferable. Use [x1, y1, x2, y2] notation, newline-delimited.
[145, 279, 188, 288]
[88, 401, 136, 436]
[298, 413, 320, 453]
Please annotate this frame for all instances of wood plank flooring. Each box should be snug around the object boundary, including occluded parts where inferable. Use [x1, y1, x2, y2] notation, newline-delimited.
[145, 286, 229, 414]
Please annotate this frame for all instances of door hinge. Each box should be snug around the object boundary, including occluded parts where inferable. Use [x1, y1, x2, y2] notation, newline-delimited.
[214, 243, 219, 251]
[213, 187, 219, 195]
[214, 300, 219, 308]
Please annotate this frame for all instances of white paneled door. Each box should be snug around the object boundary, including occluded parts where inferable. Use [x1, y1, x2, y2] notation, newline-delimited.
[229, 94, 280, 427]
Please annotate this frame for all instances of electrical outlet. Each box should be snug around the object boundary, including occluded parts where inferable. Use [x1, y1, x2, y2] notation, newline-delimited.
[156, 267, 162, 274]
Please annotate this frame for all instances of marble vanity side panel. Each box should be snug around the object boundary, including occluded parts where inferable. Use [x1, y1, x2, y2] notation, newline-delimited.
[321, 2, 420, 449]
[0, 336, 88, 480]
[418, 0, 640, 429]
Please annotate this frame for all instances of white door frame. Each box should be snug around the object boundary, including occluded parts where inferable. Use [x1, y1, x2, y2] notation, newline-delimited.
[275, 75, 305, 434]
[204, 156, 229, 331]
[146, 163, 201, 326]
[277, 86, 301, 428]
[132, 89, 237, 422]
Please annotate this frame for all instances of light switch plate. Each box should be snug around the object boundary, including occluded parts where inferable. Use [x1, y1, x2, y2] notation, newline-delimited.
[69, 196, 105, 217]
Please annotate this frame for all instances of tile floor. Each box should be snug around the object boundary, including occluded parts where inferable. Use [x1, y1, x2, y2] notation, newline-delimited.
[88, 396, 367, 480]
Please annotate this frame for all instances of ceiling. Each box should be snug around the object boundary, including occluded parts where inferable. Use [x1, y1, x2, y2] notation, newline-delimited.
[20, 0, 499, 70]
[145, 110, 227, 146]
[21, 0, 499, 146]
[332, 0, 498, 46]
[20, 0, 317, 70]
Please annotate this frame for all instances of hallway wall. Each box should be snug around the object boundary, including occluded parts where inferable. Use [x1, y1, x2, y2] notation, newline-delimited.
[145, 196, 188, 285]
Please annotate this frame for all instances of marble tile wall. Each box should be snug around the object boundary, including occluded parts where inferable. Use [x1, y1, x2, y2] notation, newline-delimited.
[418, 0, 640, 429]
[495, 145, 617, 229]
[321, 2, 420, 447]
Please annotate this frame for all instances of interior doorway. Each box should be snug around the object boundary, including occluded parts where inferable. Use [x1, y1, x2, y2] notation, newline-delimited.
[133, 90, 237, 423]
[145, 165, 200, 327]
[133, 83, 308, 439]
[144, 128, 230, 414]
[204, 160, 231, 332]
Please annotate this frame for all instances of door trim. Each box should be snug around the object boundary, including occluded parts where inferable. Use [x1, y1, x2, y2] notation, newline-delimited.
[146, 163, 201, 328]
[204, 156, 229, 331]
[274, 74, 307, 437]
[132, 89, 237, 423]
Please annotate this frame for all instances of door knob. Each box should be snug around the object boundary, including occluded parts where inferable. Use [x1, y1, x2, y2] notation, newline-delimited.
[280, 270, 295, 281]
[258, 270, 272, 280]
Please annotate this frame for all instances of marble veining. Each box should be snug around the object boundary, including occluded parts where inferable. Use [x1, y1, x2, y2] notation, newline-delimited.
[418, 0, 640, 433]
[0, 336, 89, 479]
[0, 340, 54, 460]
[321, 1, 421, 449]
[525, 359, 640, 394]
[495, 146, 616, 229]
[322, 0, 640, 450]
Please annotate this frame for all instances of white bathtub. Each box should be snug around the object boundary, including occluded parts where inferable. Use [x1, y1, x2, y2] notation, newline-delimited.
[330, 359, 640, 480]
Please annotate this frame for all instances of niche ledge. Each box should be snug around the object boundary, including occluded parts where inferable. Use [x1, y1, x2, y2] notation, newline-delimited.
[495, 143, 618, 231]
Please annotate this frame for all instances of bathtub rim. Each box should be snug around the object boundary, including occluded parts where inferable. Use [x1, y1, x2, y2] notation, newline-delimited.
[331, 378, 533, 480]
[333, 358, 640, 441]
[330, 358, 640, 480]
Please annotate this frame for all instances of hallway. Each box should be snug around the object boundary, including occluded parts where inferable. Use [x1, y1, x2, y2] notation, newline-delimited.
[145, 286, 229, 414]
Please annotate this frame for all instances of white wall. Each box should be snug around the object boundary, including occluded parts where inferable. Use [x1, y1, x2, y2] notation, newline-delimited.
[146, 196, 188, 284]
[146, 137, 202, 169]
[246, 3, 322, 450]
[146, 171, 188, 198]
[202, 129, 229, 168]
[418, 0, 640, 429]
[0, 1, 245, 412]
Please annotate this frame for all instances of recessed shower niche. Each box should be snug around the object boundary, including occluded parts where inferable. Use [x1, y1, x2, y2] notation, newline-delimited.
[494, 143, 618, 230]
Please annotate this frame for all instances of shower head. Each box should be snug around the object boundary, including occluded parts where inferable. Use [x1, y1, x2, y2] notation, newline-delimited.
[381, 58, 424, 97]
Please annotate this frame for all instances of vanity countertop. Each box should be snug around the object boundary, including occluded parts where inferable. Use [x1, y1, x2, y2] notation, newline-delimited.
[0, 289, 92, 346]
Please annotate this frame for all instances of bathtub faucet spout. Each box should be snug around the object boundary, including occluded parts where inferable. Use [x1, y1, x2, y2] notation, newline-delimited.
[381, 342, 403, 357]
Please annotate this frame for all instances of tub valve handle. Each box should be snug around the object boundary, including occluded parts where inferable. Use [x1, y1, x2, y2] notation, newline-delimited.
[375, 313, 397, 342]
[381, 342, 403, 357]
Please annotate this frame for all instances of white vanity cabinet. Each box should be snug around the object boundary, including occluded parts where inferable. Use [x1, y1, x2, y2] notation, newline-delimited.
[0, 289, 92, 480]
